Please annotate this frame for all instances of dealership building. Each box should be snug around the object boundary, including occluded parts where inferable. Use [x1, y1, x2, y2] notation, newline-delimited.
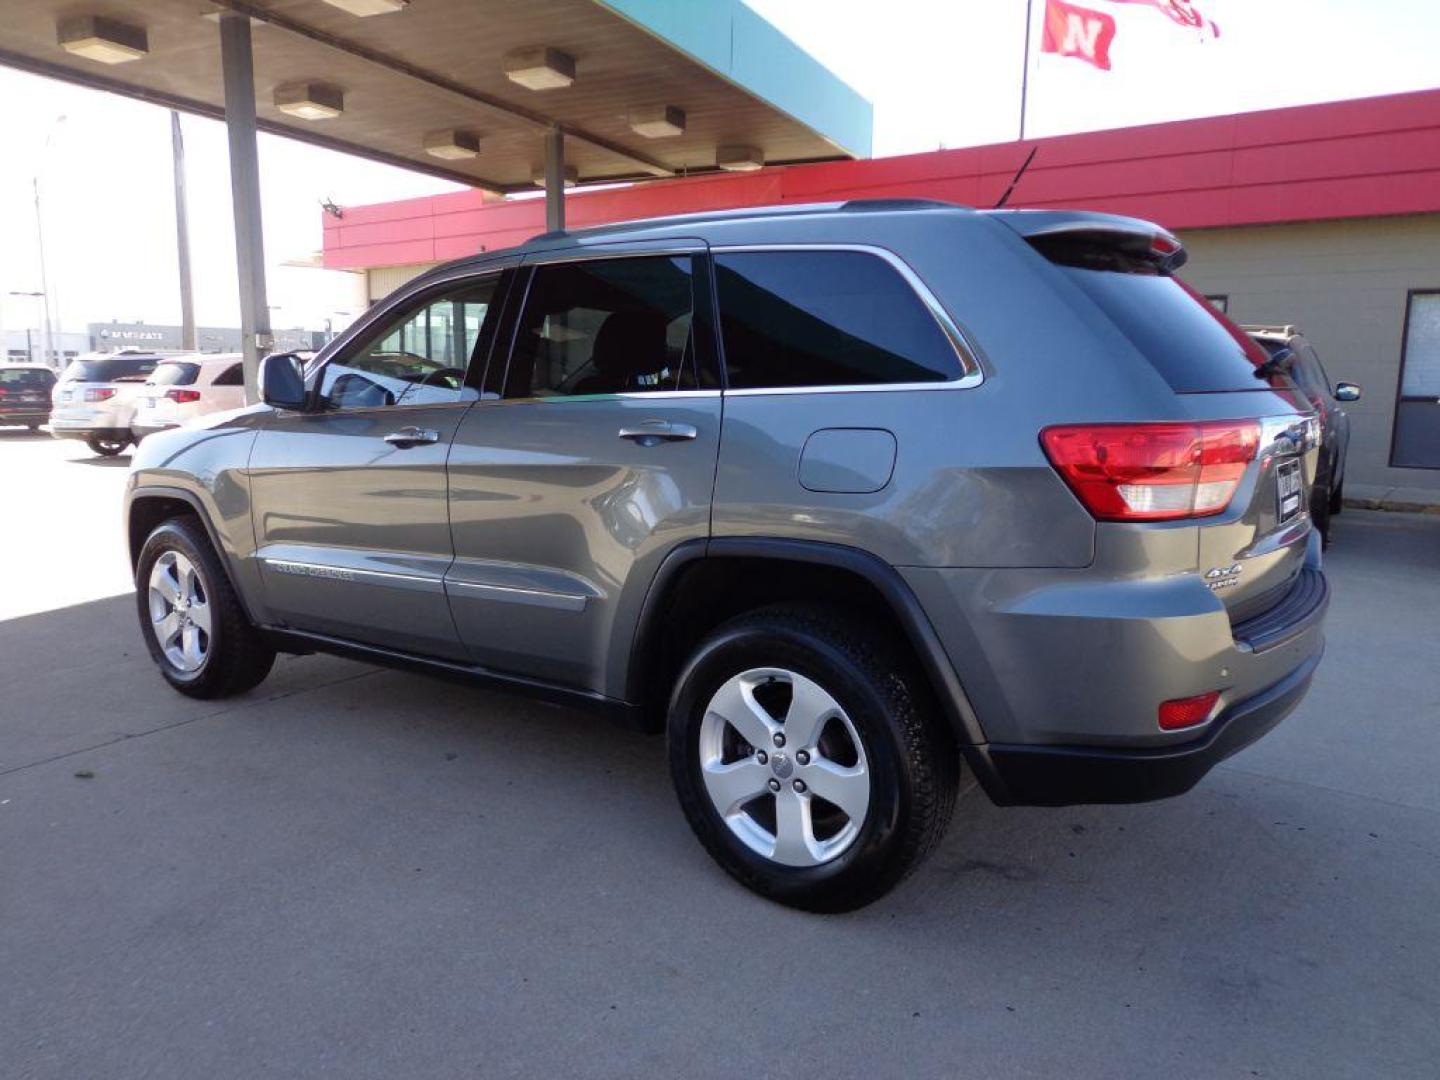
[323, 88, 1440, 508]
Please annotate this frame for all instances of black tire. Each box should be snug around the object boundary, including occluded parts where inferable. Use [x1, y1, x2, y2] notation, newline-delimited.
[86, 435, 128, 456]
[135, 516, 275, 699]
[1312, 485, 1332, 547]
[26, 423, 41, 432]
[667, 604, 958, 913]
[1329, 476, 1344, 516]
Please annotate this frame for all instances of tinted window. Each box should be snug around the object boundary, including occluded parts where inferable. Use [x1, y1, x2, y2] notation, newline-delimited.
[211, 363, 244, 387]
[322, 275, 502, 409]
[505, 256, 705, 398]
[0, 368, 55, 390]
[714, 250, 963, 389]
[148, 362, 200, 386]
[1059, 271, 1292, 393]
[62, 355, 160, 383]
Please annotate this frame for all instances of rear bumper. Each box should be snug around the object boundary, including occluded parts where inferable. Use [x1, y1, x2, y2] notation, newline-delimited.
[50, 424, 132, 442]
[0, 409, 49, 424]
[977, 646, 1321, 806]
[132, 420, 179, 439]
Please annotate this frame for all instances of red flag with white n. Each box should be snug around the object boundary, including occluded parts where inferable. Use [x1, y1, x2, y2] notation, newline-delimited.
[1042, 0, 1118, 70]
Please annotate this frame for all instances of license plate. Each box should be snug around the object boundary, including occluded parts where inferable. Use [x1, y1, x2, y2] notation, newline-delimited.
[1276, 459, 1303, 522]
[144, 397, 155, 408]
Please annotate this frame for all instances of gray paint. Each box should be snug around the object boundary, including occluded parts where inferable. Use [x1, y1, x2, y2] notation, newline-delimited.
[129, 200, 1327, 761]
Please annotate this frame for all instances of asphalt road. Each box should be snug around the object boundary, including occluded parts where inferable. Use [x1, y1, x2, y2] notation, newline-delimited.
[2, 429, 1438, 1080]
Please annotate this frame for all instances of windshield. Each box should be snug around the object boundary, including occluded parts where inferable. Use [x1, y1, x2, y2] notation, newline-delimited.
[147, 362, 200, 387]
[62, 355, 162, 383]
[1058, 268, 1295, 393]
[0, 368, 55, 390]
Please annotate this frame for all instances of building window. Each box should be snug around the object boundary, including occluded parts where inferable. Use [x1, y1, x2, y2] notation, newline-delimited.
[1391, 290, 1440, 469]
[1205, 294, 1229, 313]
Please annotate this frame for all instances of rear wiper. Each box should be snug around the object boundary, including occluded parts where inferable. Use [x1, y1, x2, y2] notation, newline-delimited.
[1253, 345, 1293, 381]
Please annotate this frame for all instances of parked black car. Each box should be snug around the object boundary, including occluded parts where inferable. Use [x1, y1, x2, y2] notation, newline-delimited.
[1245, 325, 1361, 542]
[0, 364, 58, 431]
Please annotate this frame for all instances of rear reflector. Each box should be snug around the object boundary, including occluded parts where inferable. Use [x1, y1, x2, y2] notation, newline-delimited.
[1159, 690, 1221, 731]
[84, 387, 117, 402]
[166, 389, 202, 404]
[1040, 420, 1260, 521]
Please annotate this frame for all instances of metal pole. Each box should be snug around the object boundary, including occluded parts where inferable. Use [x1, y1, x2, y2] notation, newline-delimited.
[1019, 0, 1035, 141]
[171, 111, 197, 352]
[219, 11, 271, 402]
[33, 178, 55, 370]
[544, 125, 566, 233]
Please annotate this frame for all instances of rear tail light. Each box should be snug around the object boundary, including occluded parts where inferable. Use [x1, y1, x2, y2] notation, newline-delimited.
[1041, 420, 1260, 521]
[165, 389, 202, 404]
[1159, 690, 1221, 731]
[84, 387, 117, 402]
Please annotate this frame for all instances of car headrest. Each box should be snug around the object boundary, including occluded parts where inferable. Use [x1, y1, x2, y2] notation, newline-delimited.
[590, 310, 670, 383]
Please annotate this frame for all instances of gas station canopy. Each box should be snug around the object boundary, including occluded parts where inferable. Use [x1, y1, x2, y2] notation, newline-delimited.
[0, 0, 872, 191]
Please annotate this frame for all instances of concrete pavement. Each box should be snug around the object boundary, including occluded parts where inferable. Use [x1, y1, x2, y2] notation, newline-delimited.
[2, 432, 1438, 1079]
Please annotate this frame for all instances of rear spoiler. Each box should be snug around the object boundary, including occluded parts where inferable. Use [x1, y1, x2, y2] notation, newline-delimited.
[987, 209, 1187, 272]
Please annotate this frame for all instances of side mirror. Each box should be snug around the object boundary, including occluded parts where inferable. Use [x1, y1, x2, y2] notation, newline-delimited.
[1334, 382, 1362, 403]
[260, 352, 309, 411]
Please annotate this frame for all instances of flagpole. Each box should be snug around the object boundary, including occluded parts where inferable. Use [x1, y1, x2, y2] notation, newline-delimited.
[1019, 0, 1035, 140]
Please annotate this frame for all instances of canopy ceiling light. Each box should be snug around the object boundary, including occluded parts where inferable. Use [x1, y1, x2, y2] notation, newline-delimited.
[318, 0, 409, 14]
[628, 105, 686, 139]
[716, 145, 765, 172]
[57, 15, 148, 64]
[274, 82, 345, 120]
[503, 47, 576, 91]
[532, 164, 579, 188]
[424, 129, 481, 161]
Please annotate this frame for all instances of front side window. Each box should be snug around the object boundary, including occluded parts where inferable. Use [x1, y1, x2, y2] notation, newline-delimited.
[504, 255, 706, 399]
[714, 250, 964, 390]
[321, 275, 501, 410]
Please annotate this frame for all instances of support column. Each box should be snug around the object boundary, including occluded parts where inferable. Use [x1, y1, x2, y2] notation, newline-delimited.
[171, 111, 197, 352]
[544, 125, 566, 233]
[219, 11, 271, 402]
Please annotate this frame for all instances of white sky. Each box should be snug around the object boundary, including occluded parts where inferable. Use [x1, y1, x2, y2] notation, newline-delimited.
[1, 0, 1436, 337]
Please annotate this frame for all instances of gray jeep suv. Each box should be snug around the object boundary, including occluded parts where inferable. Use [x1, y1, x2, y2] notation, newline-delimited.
[126, 200, 1328, 911]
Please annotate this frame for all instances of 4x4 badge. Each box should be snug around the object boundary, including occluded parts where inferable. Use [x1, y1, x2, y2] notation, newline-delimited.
[1204, 564, 1243, 590]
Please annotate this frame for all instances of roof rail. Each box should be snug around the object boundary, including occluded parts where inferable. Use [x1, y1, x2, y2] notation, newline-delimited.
[1240, 324, 1300, 337]
[838, 198, 961, 212]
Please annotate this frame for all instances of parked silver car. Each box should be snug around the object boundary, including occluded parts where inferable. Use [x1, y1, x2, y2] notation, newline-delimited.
[131, 354, 248, 441]
[51, 350, 166, 455]
[126, 201, 1328, 910]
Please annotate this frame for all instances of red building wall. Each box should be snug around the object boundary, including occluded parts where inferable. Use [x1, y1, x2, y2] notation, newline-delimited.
[323, 87, 1440, 271]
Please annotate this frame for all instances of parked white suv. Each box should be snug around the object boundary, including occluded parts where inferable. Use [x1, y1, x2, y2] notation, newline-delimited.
[132, 354, 247, 441]
[50, 350, 166, 456]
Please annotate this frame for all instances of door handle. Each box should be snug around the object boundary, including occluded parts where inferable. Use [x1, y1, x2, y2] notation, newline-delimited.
[618, 420, 698, 446]
[384, 427, 441, 448]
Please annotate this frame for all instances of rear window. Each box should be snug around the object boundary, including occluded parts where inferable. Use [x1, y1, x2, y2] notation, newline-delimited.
[1059, 269, 1290, 392]
[714, 250, 964, 390]
[62, 355, 161, 383]
[148, 362, 200, 386]
[0, 368, 55, 390]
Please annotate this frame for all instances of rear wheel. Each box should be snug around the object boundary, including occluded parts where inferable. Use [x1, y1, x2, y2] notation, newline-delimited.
[1329, 476, 1344, 516]
[667, 605, 957, 912]
[86, 435, 128, 456]
[135, 517, 275, 699]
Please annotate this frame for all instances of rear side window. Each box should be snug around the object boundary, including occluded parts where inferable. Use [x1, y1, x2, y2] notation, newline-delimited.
[148, 362, 200, 386]
[714, 250, 963, 389]
[211, 363, 244, 387]
[1048, 258, 1289, 392]
[505, 256, 708, 398]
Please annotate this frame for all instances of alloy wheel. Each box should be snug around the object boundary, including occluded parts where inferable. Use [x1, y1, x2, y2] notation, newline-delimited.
[147, 550, 212, 673]
[698, 667, 871, 867]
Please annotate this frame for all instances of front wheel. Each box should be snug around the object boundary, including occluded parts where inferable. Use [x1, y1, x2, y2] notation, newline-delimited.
[667, 605, 958, 912]
[86, 435, 128, 456]
[135, 517, 276, 699]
